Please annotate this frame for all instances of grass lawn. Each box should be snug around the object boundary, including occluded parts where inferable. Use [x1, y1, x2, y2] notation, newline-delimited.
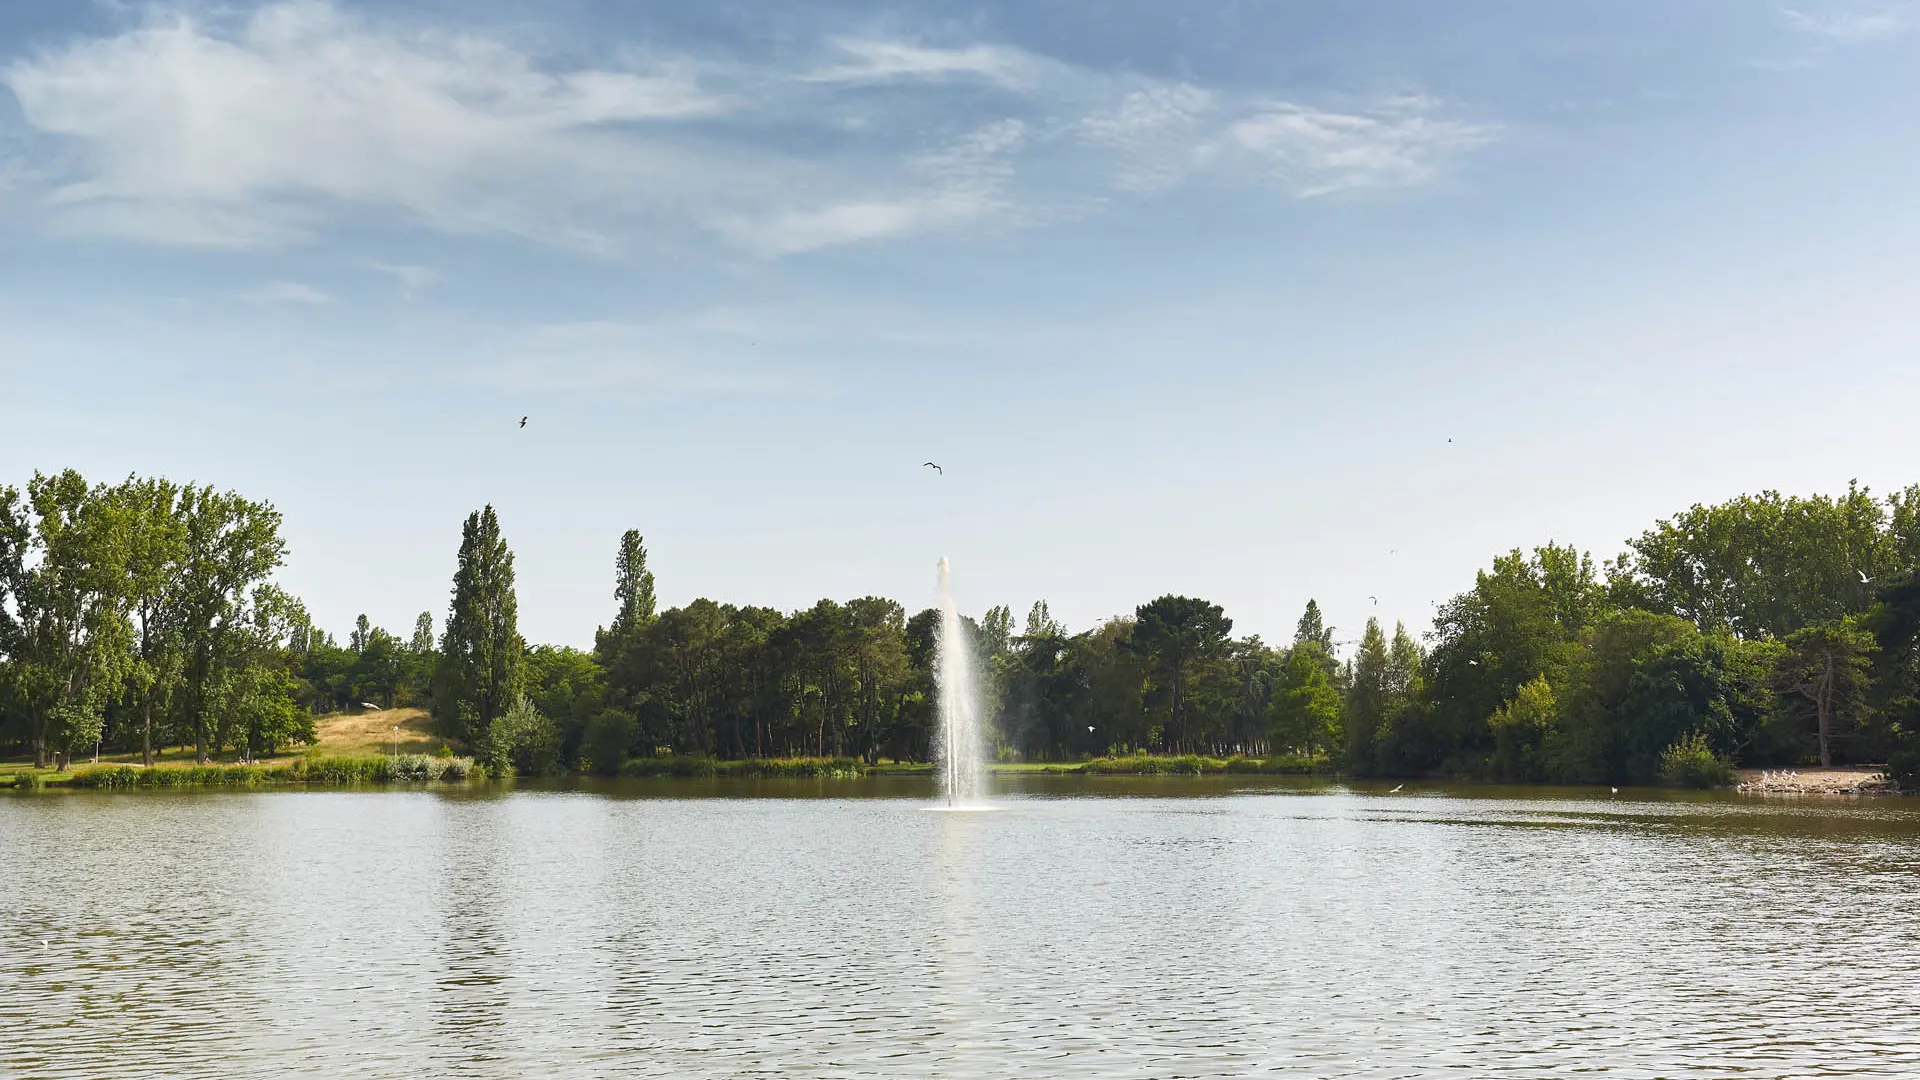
[1, 707, 445, 783]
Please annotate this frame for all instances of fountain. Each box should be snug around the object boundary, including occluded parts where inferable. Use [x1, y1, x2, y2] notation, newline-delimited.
[935, 556, 987, 807]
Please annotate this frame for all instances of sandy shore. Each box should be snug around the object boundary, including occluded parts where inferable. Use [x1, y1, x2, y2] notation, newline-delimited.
[1735, 766, 1899, 796]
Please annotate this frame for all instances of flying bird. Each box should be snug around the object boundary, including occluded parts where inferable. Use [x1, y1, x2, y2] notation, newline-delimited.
[1610, 787, 1619, 795]
[1859, 569, 1871, 584]
[518, 416, 528, 428]
[1368, 596, 1378, 605]
[1390, 784, 1403, 793]
[923, 462, 943, 474]
[359, 702, 380, 710]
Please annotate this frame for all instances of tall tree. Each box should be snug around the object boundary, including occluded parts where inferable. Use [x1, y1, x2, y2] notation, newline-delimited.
[435, 506, 525, 759]
[1344, 618, 1390, 772]
[1131, 595, 1232, 752]
[174, 485, 288, 763]
[410, 611, 435, 654]
[1294, 599, 1334, 652]
[6, 472, 134, 768]
[609, 530, 657, 639]
[113, 476, 187, 766]
[1270, 640, 1341, 758]
[1774, 619, 1875, 767]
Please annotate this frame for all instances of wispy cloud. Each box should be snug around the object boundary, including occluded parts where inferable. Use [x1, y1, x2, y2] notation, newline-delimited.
[802, 37, 1036, 89]
[365, 261, 438, 298]
[0, 1, 1497, 257]
[1079, 89, 1493, 199]
[1781, 6, 1907, 41]
[241, 280, 331, 304]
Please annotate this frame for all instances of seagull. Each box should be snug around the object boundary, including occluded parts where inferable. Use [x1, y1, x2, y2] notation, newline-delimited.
[518, 416, 528, 428]
[1467, 658, 1479, 666]
[1859, 569, 1871, 584]
[923, 462, 943, 474]
[1087, 726, 1095, 732]
[359, 702, 379, 710]
[1610, 787, 1619, 795]
[1389, 784, 1403, 793]
[1368, 596, 1378, 605]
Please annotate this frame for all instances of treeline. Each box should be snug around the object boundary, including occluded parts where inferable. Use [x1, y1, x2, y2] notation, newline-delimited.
[10, 469, 1920, 786]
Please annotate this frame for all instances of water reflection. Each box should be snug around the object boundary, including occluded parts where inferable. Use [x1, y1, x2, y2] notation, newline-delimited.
[4, 781, 1920, 1077]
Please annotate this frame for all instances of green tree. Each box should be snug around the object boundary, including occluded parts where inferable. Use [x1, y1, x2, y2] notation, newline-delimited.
[608, 530, 657, 639]
[1270, 640, 1341, 757]
[1616, 483, 1891, 638]
[434, 505, 525, 761]
[5, 472, 134, 768]
[410, 612, 435, 654]
[1344, 618, 1390, 772]
[524, 645, 606, 767]
[174, 484, 288, 763]
[112, 476, 187, 766]
[1774, 619, 1875, 767]
[1131, 595, 1233, 753]
[1488, 674, 1558, 782]
[1294, 599, 1334, 652]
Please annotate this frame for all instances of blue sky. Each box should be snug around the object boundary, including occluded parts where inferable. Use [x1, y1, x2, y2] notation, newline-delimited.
[3, 0, 1918, 650]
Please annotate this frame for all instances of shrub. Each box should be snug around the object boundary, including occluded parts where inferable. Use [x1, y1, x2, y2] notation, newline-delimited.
[487, 694, 561, 777]
[620, 756, 719, 778]
[390, 754, 478, 782]
[1659, 732, 1735, 788]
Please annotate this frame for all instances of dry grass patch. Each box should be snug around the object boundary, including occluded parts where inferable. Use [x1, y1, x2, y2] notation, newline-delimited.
[311, 707, 441, 757]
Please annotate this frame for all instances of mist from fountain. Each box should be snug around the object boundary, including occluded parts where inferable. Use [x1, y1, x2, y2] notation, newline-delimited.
[935, 556, 987, 807]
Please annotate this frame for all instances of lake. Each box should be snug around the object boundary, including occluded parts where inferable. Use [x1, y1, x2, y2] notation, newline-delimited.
[4, 777, 1919, 1078]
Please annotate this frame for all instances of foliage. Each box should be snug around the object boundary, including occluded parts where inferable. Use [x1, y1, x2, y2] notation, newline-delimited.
[487, 693, 560, 777]
[1658, 732, 1735, 788]
[434, 505, 524, 759]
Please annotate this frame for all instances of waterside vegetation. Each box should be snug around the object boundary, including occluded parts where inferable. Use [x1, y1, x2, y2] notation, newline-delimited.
[9, 469, 1920, 792]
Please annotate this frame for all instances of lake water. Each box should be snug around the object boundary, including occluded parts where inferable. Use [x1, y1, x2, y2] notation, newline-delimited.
[4, 777, 1919, 1078]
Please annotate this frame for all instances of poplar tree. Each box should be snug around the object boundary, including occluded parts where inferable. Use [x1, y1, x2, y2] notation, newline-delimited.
[608, 530, 656, 640]
[435, 506, 524, 756]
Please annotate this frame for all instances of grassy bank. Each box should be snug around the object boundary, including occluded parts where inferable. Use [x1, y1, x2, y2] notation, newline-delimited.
[3, 754, 476, 790]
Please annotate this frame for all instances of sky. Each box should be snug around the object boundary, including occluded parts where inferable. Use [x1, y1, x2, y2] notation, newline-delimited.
[2, 0, 1919, 652]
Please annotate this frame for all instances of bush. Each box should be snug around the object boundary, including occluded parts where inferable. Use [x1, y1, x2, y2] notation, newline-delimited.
[487, 694, 561, 777]
[390, 754, 477, 782]
[620, 756, 719, 778]
[1659, 732, 1735, 788]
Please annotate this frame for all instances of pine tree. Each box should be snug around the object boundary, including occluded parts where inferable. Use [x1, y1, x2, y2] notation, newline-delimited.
[434, 506, 524, 756]
[1294, 599, 1334, 651]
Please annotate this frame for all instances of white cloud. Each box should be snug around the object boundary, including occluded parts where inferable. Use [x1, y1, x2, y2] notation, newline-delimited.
[4, 1, 736, 248]
[720, 119, 1028, 255]
[0, 1, 1497, 256]
[1781, 6, 1907, 41]
[241, 280, 332, 304]
[1215, 97, 1496, 198]
[803, 37, 1034, 88]
[1081, 89, 1492, 199]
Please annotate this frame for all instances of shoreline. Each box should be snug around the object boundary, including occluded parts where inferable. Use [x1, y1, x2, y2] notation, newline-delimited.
[1733, 766, 1898, 796]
